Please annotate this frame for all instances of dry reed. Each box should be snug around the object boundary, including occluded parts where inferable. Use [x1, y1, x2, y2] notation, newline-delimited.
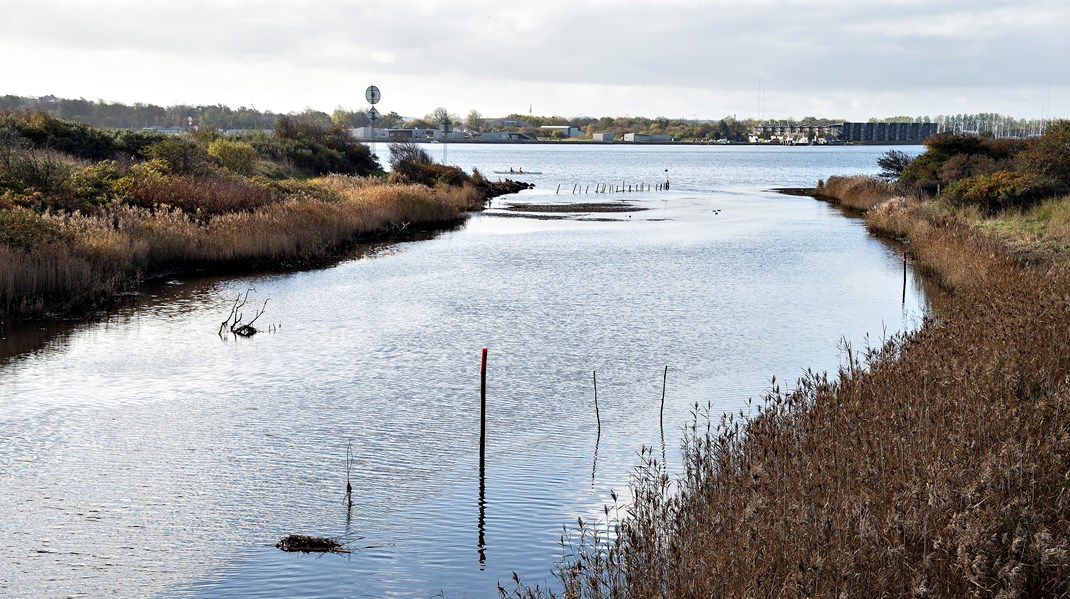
[0, 176, 481, 321]
[816, 175, 898, 212]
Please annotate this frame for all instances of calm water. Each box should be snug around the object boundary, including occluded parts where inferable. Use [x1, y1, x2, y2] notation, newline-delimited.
[0, 144, 927, 597]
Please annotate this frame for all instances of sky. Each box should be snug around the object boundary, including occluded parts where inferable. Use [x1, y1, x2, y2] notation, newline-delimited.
[1, 0, 1067, 122]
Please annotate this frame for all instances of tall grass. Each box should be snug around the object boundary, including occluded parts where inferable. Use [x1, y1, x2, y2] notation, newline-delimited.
[510, 186, 1070, 598]
[0, 177, 480, 320]
[816, 175, 897, 212]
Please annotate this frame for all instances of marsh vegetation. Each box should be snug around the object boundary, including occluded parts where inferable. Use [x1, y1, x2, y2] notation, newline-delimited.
[0, 112, 517, 322]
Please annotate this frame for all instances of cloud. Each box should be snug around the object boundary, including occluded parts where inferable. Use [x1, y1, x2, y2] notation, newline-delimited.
[0, 0, 1066, 118]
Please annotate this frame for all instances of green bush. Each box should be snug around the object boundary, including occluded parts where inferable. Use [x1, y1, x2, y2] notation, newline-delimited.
[0, 111, 118, 161]
[208, 139, 258, 175]
[112, 129, 171, 160]
[66, 160, 126, 207]
[942, 170, 1065, 214]
[146, 138, 218, 176]
[246, 116, 380, 177]
[900, 133, 1024, 193]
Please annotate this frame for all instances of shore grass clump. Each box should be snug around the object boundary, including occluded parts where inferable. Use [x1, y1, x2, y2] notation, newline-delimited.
[816, 175, 896, 212]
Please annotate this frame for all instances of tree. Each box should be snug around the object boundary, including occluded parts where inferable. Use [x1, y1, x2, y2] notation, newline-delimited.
[465, 110, 484, 131]
[877, 150, 913, 180]
[1016, 120, 1070, 187]
[431, 107, 451, 125]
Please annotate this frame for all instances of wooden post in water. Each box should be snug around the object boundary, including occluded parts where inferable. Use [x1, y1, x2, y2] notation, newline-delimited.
[902, 250, 907, 304]
[660, 365, 668, 466]
[593, 370, 601, 433]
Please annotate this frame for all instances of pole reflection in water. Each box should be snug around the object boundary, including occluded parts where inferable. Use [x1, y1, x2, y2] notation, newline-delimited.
[478, 452, 487, 569]
[478, 347, 488, 569]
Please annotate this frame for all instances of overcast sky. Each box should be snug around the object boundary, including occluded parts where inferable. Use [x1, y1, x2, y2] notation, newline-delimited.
[2, 0, 1066, 121]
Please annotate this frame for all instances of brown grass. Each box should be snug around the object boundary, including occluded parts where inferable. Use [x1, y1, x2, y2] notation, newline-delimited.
[508, 183, 1070, 598]
[816, 175, 898, 212]
[128, 174, 281, 216]
[0, 176, 481, 320]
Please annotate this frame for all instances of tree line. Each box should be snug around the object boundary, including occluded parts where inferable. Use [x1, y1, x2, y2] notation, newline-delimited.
[0, 95, 1052, 142]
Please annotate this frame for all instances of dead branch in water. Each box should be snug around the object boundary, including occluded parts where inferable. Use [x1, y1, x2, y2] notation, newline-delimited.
[218, 288, 269, 338]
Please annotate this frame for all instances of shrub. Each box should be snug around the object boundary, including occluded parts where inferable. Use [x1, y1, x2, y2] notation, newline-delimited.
[900, 132, 1016, 192]
[111, 129, 171, 160]
[1016, 119, 1070, 187]
[937, 153, 998, 185]
[145, 138, 218, 176]
[0, 133, 81, 196]
[208, 139, 258, 176]
[388, 142, 470, 187]
[66, 160, 126, 208]
[0, 111, 118, 161]
[250, 116, 380, 177]
[942, 170, 1065, 214]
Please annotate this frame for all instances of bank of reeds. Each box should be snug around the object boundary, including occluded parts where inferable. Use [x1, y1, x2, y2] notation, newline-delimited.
[815, 175, 899, 212]
[510, 180, 1070, 598]
[0, 178, 480, 320]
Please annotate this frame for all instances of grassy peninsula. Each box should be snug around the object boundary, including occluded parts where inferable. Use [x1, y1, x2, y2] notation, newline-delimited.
[0, 111, 524, 323]
[511, 124, 1070, 597]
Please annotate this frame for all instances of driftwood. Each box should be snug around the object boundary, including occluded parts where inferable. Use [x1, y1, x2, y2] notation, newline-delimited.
[275, 534, 349, 553]
[218, 289, 268, 338]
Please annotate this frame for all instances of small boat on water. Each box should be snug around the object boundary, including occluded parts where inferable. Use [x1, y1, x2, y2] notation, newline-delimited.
[492, 169, 542, 175]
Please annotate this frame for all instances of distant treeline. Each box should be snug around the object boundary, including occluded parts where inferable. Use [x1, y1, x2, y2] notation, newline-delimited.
[0, 94, 1051, 141]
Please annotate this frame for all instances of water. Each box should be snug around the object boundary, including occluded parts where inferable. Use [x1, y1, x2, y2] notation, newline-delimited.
[0, 144, 927, 597]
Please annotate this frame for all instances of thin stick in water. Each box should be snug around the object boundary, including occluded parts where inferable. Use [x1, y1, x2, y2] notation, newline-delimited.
[593, 370, 601, 432]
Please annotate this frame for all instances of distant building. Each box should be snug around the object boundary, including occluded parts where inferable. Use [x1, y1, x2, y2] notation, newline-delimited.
[430, 129, 466, 141]
[624, 133, 671, 143]
[539, 125, 582, 138]
[480, 131, 538, 142]
[592, 132, 615, 142]
[350, 127, 391, 140]
[485, 118, 532, 129]
[839, 122, 938, 143]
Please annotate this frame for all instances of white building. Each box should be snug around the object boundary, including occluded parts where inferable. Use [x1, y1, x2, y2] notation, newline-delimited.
[624, 133, 671, 143]
[349, 127, 391, 140]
